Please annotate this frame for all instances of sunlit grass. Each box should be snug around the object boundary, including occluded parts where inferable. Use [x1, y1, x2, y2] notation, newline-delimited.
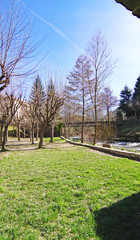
[43, 137, 65, 143]
[0, 140, 139, 239]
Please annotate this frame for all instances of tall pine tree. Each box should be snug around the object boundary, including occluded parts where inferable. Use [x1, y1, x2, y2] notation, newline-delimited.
[132, 76, 140, 119]
[133, 76, 140, 100]
[29, 75, 45, 143]
[119, 85, 133, 118]
[30, 75, 45, 106]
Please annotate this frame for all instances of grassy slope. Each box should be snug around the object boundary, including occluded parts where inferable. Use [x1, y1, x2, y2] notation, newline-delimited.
[0, 140, 140, 239]
[116, 120, 140, 138]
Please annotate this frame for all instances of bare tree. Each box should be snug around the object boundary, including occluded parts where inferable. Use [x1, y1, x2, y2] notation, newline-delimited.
[0, 92, 23, 150]
[87, 31, 115, 144]
[15, 101, 29, 139]
[67, 55, 92, 143]
[12, 102, 28, 141]
[63, 86, 74, 138]
[38, 88, 64, 148]
[101, 87, 118, 126]
[24, 101, 37, 144]
[47, 78, 57, 143]
[0, 0, 43, 92]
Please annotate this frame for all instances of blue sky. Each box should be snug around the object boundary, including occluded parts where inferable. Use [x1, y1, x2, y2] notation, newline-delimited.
[17, 0, 140, 98]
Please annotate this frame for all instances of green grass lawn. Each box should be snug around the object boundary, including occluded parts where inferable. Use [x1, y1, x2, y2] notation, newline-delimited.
[43, 137, 66, 143]
[0, 138, 140, 239]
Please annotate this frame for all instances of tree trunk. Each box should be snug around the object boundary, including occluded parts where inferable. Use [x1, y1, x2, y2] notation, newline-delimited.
[93, 73, 98, 145]
[1, 122, 3, 146]
[94, 121, 97, 145]
[23, 127, 26, 138]
[18, 120, 20, 141]
[30, 129, 32, 142]
[16, 127, 18, 138]
[50, 121, 54, 142]
[81, 88, 84, 143]
[36, 122, 39, 141]
[6, 126, 8, 142]
[64, 123, 67, 138]
[31, 122, 34, 144]
[2, 125, 8, 151]
[107, 106, 110, 128]
[39, 125, 44, 148]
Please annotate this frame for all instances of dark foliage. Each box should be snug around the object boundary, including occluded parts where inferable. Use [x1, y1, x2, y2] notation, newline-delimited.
[115, 0, 140, 18]
[118, 85, 133, 118]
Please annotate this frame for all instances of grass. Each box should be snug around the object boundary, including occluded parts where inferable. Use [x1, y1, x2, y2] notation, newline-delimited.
[1, 137, 66, 152]
[0, 138, 140, 239]
[116, 120, 140, 137]
[43, 137, 66, 143]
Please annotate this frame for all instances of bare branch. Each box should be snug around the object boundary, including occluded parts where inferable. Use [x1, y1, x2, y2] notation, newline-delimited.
[0, 0, 47, 92]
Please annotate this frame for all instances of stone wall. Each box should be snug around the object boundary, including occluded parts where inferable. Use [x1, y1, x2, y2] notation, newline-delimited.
[61, 136, 140, 162]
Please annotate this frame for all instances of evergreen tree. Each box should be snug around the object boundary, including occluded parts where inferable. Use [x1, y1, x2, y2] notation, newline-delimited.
[132, 76, 140, 119]
[47, 78, 55, 93]
[119, 85, 133, 118]
[29, 75, 45, 143]
[30, 75, 45, 105]
[30, 75, 45, 124]
[133, 76, 140, 100]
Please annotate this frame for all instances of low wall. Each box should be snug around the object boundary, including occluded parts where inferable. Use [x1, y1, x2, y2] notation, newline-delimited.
[60, 136, 140, 162]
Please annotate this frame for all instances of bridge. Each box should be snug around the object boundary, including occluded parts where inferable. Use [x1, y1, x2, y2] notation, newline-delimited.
[64, 121, 114, 127]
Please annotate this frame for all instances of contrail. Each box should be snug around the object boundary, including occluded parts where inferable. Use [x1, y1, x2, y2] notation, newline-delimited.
[19, 0, 84, 54]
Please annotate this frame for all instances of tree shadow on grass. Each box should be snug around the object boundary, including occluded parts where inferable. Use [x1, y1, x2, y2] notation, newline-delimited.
[94, 192, 140, 240]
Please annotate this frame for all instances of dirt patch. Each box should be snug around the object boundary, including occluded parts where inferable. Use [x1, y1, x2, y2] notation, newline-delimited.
[3, 138, 76, 152]
[43, 142, 76, 149]
[1, 138, 118, 159]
